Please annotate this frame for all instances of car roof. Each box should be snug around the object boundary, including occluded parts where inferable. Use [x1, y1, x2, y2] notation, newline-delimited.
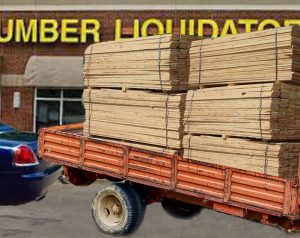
[0, 123, 15, 133]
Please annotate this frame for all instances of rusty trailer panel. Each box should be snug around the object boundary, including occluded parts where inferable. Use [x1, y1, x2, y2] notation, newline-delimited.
[38, 124, 300, 221]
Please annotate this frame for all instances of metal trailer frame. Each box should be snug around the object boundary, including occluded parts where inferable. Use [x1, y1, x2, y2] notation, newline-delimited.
[38, 123, 300, 232]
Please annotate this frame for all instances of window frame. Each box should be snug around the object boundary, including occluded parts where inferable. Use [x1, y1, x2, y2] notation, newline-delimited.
[33, 87, 83, 132]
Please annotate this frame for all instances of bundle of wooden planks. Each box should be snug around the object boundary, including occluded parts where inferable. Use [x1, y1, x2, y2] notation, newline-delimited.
[189, 26, 300, 86]
[183, 82, 300, 140]
[183, 135, 300, 178]
[82, 27, 300, 178]
[83, 89, 186, 153]
[83, 34, 198, 91]
[183, 26, 300, 178]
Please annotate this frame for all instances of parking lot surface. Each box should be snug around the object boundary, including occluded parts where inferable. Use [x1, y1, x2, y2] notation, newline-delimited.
[0, 180, 297, 238]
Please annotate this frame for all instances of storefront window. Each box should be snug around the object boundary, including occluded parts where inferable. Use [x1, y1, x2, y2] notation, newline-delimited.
[34, 88, 84, 132]
[63, 101, 85, 124]
[36, 101, 60, 129]
[37, 89, 61, 98]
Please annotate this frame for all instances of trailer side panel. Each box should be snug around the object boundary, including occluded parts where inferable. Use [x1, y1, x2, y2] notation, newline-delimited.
[38, 124, 300, 220]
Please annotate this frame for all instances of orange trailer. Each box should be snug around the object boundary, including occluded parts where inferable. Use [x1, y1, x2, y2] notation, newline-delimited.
[39, 123, 300, 236]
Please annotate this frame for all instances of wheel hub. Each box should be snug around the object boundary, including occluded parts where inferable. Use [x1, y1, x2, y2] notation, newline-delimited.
[112, 204, 121, 214]
[98, 194, 124, 227]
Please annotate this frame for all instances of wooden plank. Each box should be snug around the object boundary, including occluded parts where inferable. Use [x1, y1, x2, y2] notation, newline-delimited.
[84, 34, 199, 91]
[183, 135, 299, 179]
[183, 82, 300, 141]
[189, 25, 300, 86]
[84, 88, 186, 150]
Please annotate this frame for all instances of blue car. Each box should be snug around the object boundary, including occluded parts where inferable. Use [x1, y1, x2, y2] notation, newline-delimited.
[0, 123, 61, 205]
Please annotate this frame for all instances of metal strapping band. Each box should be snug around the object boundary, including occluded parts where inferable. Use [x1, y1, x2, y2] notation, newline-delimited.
[275, 29, 278, 82]
[86, 45, 94, 136]
[264, 144, 269, 175]
[86, 45, 93, 88]
[88, 89, 92, 135]
[258, 83, 264, 140]
[262, 31, 277, 175]
[165, 94, 170, 148]
[198, 40, 204, 85]
[185, 90, 195, 134]
[158, 35, 163, 91]
[188, 135, 192, 160]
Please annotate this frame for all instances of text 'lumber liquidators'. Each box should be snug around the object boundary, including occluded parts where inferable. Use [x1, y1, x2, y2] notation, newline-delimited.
[1, 18, 300, 43]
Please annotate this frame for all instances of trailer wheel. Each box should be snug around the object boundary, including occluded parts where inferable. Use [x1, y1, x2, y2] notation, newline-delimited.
[161, 198, 202, 219]
[91, 183, 140, 236]
[128, 186, 147, 228]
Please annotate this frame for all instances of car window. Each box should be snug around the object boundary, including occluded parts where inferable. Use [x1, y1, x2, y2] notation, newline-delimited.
[0, 132, 38, 142]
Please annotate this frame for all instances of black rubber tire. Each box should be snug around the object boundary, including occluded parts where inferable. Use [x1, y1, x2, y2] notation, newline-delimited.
[128, 186, 147, 229]
[161, 198, 202, 219]
[91, 183, 140, 236]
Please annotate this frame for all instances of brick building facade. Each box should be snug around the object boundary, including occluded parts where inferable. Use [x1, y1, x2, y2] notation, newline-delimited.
[1, 10, 299, 131]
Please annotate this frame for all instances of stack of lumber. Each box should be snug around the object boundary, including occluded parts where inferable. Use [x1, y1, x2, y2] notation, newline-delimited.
[183, 135, 300, 178]
[183, 82, 300, 140]
[83, 89, 186, 153]
[82, 27, 300, 178]
[82, 34, 198, 153]
[83, 34, 198, 91]
[188, 26, 300, 86]
[183, 26, 300, 178]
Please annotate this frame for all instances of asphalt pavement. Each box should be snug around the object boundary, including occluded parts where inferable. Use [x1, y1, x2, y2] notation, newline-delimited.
[0, 180, 298, 238]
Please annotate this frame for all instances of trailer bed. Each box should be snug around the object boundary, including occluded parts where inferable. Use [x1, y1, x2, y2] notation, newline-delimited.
[38, 123, 300, 230]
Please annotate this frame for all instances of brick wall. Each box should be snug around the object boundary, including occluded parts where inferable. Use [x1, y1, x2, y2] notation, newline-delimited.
[1, 10, 298, 74]
[1, 87, 34, 131]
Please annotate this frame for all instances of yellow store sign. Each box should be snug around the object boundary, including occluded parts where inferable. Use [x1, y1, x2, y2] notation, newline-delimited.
[0, 18, 300, 43]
